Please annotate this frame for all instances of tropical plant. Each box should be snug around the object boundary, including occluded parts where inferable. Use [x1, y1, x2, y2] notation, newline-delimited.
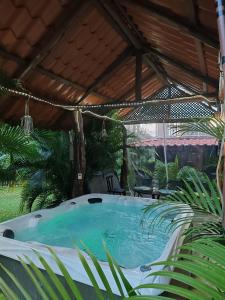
[135, 238, 225, 300]
[85, 118, 123, 178]
[0, 71, 38, 185]
[0, 123, 40, 186]
[152, 157, 180, 188]
[19, 130, 73, 212]
[143, 169, 223, 241]
[0, 239, 224, 299]
[173, 116, 224, 140]
[151, 157, 206, 189]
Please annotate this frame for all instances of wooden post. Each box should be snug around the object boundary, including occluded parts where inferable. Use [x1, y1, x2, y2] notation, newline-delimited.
[216, 0, 225, 231]
[72, 110, 86, 197]
[120, 126, 128, 189]
[135, 51, 142, 101]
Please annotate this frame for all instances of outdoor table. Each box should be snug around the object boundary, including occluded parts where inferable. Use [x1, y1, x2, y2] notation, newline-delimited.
[133, 186, 152, 197]
[159, 188, 176, 197]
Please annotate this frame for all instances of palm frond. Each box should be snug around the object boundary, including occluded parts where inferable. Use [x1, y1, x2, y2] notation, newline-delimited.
[173, 117, 224, 140]
[143, 170, 222, 240]
[0, 246, 137, 300]
[135, 239, 225, 300]
[0, 123, 38, 160]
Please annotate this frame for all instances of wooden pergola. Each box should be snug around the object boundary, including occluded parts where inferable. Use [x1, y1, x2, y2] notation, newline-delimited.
[0, 0, 220, 130]
[0, 0, 225, 210]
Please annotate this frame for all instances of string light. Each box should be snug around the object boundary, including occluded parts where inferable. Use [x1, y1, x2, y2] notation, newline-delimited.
[0, 85, 216, 111]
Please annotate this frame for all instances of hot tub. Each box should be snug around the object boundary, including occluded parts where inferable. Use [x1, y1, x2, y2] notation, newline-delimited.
[0, 194, 190, 297]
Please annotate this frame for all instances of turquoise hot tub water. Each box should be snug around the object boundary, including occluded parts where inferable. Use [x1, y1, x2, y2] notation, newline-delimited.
[15, 201, 173, 269]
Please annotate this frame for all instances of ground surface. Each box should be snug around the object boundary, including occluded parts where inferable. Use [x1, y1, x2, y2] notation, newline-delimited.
[0, 186, 22, 222]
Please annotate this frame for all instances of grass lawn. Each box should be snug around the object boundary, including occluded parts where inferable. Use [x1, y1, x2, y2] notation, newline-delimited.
[0, 186, 22, 223]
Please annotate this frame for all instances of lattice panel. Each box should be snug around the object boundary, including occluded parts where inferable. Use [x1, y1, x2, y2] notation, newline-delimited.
[123, 84, 215, 123]
[125, 104, 169, 121]
[124, 102, 214, 123]
[170, 102, 213, 119]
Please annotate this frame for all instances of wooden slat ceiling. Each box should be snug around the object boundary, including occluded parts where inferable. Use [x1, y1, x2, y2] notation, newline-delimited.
[0, 0, 219, 129]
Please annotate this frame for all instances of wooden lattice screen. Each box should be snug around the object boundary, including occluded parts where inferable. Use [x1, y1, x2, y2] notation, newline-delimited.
[123, 85, 215, 124]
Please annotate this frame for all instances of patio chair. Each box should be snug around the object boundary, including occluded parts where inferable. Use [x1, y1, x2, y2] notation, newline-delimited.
[105, 172, 126, 195]
[88, 171, 108, 193]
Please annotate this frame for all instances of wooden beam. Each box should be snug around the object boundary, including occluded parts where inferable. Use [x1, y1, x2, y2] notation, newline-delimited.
[126, 0, 219, 49]
[0, 47, 116, 104]
[119, 72, 156, 100]
[135, 51, 142, 101]
[36, 67, 116, 103]
[96, 0, 169, 85]
[168, 76, 218, 99]
[120, 126, 128, 189]
[94, 0, 132, 45]
[17, 0, 88, 80]
[148, 48, 218, 88]
[75, 47, 132, 104]
[123, 116, 214, 125]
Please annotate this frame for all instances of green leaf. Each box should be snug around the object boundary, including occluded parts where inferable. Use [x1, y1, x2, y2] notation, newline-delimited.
[78, 250, 105, 300]
[48, 248, 83, 300]
[0, 263, 32, 300]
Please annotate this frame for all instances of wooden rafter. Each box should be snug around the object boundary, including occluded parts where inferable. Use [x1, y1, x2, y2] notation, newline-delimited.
[187, 0, 208, 92]
[95, 0, 169, 85]
[168, 76, 218, 98]
[126, 0, 218, 49]
[16, 0, 89, 80]
[75, 47, 132, 104]
[148, 48, 218, 88]
[0, 47, 116, 104]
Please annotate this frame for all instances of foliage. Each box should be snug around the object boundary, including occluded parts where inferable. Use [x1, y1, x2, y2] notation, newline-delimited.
[176, 166, 208, 183]
[85, 118, 123, 178]
[19, 130, 72, 212]
[152, 157, 203, 189]
[0, 244, 137, 300]
[0, 123, 37, 159]
[0, 123, 40, 186]
[0, 123, 73, 212]
[143, 170, 223, 240]
[173, 116, 224, 141]
[135, 238, 225, 300]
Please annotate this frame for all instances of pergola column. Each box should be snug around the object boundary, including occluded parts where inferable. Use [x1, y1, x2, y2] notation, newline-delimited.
[216, 0, 225, 231]
[120, 126, 128, 189]
[72, 110, 86, 197]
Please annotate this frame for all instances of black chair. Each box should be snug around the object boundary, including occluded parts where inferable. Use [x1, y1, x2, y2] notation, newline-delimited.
[105, 174, 126, 195]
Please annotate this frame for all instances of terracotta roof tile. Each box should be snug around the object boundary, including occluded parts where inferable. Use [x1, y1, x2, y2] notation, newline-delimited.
[130, 137, 218, 148]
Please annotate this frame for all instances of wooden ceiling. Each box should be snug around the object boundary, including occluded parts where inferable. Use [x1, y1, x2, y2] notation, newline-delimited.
[0, 0, 219, 129]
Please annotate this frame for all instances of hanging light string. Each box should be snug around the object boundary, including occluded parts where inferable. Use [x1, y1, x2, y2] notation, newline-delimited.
[81, 110, 124, 124]
[0, 85, 216, 112]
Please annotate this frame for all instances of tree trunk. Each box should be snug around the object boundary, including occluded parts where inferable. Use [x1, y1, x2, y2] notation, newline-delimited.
[120, 126, 128, 189]
[71, 110, 86, 197]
